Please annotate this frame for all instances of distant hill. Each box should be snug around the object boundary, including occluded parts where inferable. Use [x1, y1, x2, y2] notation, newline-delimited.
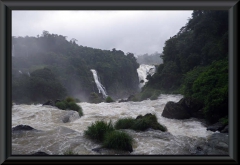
[12, 32, 140, 103]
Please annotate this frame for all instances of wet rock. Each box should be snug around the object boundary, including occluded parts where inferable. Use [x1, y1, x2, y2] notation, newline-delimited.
[42, 100, 55, 106]
[178, 97, 204, 119]
[162, 101, 191, 119]
[220, 125, 228, 133]
[12, 125, 35, 132]
[207, 122, 227, 132]
[62, 111, 80, 123]
[55, 99, 61, 104]
[32, 151, 49, 155]
[89, 92, 104, 103]
[126, 144, 133, 153]
[191, 133, 228, 155]
[92, 147, 102, 153]
[127, 95, 135, 101]
[62, 115, 70, 123]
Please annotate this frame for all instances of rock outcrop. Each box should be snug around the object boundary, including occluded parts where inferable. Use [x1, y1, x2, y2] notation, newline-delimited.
[206, 122, 228, 132]
[162, 101, 191, 119]
[162, 97, 204, 119]
[191, 133, 228, 155]
[12, 125, 35, 132]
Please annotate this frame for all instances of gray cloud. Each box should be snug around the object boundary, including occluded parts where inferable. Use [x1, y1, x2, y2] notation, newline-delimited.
[12, 10, 192, 55]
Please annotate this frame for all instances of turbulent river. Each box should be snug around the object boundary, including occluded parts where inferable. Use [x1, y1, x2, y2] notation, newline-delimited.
[12, 94, 215, 155]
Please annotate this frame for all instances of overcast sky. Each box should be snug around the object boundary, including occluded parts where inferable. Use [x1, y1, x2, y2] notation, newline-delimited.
[12, 10, 192, 56]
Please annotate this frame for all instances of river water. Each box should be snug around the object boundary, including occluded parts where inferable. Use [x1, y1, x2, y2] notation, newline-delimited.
[12, 94, 214, 155]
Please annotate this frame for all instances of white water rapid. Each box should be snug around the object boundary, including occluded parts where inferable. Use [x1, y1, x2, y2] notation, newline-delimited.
[137, 64, 156, 88]
[12, 94, 214, 155]
[90, 69, 108, 98]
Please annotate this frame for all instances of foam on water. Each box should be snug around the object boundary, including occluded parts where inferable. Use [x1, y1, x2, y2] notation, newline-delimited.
[12, 94, 213, 155]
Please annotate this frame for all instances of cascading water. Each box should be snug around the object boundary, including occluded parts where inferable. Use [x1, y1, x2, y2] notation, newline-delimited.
[90, 69, 108, 98]
[11, 94, 223, 155]
[137, 64, 156, 88]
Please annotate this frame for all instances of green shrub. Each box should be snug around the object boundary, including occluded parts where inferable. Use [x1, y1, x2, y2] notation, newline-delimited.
[105, 96, 114, 103]
[103, 130, 133, 152]
[67, 102, 83, 117]
[78, 108, 84, 117]
[67, 102, 80, 111]
[56, 99, 84, 117]
[65, 96, 76, 103]
[84, 120, 114, 142]
[191, 60, 228, 123]
[114, 114, 167, 132]
[55, 101, 67, 110]
[180, 66, 207, 96]
[219, 116, 228, 125]
[114, 118, 135, 129]
[131, 118, 149, 131]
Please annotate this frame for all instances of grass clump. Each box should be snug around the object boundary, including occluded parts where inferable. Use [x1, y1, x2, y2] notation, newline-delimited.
[105, 96, 114, 103]
[65, 96, 75, 103]
[84, 120, 114, 142]
[114, 118, 135, 129]
[55, 96, 84, 117]
[103, 130, 133, 152]
[114, 114, 167, 132]
[55, 101, 67, 110]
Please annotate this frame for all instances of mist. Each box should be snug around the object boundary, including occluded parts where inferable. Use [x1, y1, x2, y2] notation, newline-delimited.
[12, 10, 192, 55]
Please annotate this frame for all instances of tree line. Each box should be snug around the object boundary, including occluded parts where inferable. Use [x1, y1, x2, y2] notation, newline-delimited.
[12, 32, 140, 103]
[141, 10, 228, 124]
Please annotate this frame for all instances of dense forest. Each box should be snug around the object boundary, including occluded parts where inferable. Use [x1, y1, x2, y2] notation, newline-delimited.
[138, 10, 228, 124]
[12, 32, 140, 103]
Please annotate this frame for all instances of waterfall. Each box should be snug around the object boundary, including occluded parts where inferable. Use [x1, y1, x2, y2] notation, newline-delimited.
[90, 69, 108, 98]
[137, 64, 156, 88]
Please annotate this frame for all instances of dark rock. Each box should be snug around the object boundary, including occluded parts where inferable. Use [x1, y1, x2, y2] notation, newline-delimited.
[42, 100, 55, 106]
[220, 125, 228, 133]
[62, 111, 79, 123]
[162, 101, 191, 119]
[136, 115, 143, 120]
[136, 113, 154, 120]
[32, 151, 49, 155]
[191, 133, 228, 155]
[178, 97, 204, 118]
[62, 115, 70, 123]
[207, 122, 227, 132]
[55, 99, 61, 104]
[207, 133, 229, 154]
[92, 147, 104, 153]
[12, 125, 35, 132]
[89, 92, 104, 103]
[126, 144, 133, 153]
[127, 95, 135, 101]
